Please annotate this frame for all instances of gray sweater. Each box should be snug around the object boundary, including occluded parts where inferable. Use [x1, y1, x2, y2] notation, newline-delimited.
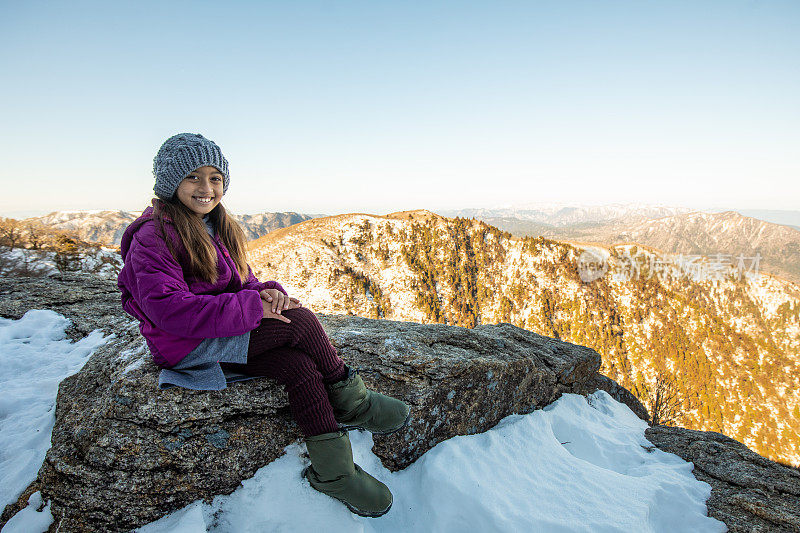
[157, 215, 258, 390]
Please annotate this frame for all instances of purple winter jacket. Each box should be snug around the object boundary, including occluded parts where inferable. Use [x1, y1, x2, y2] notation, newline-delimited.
[117, 201, 286, 369]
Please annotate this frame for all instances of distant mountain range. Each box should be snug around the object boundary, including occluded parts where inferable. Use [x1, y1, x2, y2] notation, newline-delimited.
[440, 206, 800, 285]
[567, 211, 800, 284]
[440, 204, 695, 226]
[441, 204, 800, 231]
[17, 204, 800, 285]
[24, 210, 321, 246]
[724, 209, 800, 231]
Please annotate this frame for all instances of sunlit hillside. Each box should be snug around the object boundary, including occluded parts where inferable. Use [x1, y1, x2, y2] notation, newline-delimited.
[248, 211, 800, 466]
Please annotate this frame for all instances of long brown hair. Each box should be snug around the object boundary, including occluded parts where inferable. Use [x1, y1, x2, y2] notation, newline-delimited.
[152, 198, 250, 284]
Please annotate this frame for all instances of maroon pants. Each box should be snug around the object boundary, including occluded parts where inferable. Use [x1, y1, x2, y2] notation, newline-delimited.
[220, 306, 347, 437]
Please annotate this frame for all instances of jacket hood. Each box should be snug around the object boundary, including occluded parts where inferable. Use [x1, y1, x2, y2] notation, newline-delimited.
[120, 200, 173, 258]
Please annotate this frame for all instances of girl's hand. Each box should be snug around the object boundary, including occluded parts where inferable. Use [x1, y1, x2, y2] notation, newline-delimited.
[259, 289, 302, 315]
[261, 298, 292, 323]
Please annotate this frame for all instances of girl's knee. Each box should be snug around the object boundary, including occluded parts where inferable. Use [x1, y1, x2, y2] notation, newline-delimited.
[285, 306, 318, 324]
[275, 349, 319, 381]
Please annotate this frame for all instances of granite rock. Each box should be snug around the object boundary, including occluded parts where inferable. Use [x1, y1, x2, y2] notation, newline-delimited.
[646, 425, 800, 532]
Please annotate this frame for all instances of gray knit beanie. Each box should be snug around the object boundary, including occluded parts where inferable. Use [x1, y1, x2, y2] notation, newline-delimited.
[153, 133, 230, 201]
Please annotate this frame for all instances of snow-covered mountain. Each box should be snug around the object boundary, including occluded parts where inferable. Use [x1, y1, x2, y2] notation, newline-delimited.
[30, 210, 138, 247]
[23, 209, 320, 246]
[453, 208, 800, 285]
[441, 202, 694, 226]
[247, 210, 800, 467]
[443, 203, 800, 230]
[562, 211, 800, 285]
[718, 208, 800, 230]
[233, 212, 318, 240]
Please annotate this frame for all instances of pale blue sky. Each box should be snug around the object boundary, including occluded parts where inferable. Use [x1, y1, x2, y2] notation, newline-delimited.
[1, 0, 798, 217]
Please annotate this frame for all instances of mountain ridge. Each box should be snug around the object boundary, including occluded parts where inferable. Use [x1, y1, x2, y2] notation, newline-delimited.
[245, 210, 800, 467]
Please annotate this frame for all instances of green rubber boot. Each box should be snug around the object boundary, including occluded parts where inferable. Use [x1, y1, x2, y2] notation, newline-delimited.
[327, 368, 411, 435]
[304, 431, 393, 517]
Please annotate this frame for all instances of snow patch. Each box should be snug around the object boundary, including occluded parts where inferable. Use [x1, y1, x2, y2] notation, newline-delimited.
[1, 491, 53, 533]
[0, 310, 109, 510]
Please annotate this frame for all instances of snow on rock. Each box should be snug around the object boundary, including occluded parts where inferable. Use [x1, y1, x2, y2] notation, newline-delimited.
[0, 246, 122, 279]
[0, 492, 53, 533]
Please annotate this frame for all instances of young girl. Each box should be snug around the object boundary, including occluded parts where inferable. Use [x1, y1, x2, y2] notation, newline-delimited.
[117, 132, 409, 518]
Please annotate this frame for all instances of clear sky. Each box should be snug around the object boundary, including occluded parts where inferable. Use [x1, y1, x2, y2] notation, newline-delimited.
[1, 0, 798, 218]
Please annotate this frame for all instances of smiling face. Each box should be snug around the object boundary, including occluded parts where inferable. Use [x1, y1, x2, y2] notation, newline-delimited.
[175, 166, 224, 217]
